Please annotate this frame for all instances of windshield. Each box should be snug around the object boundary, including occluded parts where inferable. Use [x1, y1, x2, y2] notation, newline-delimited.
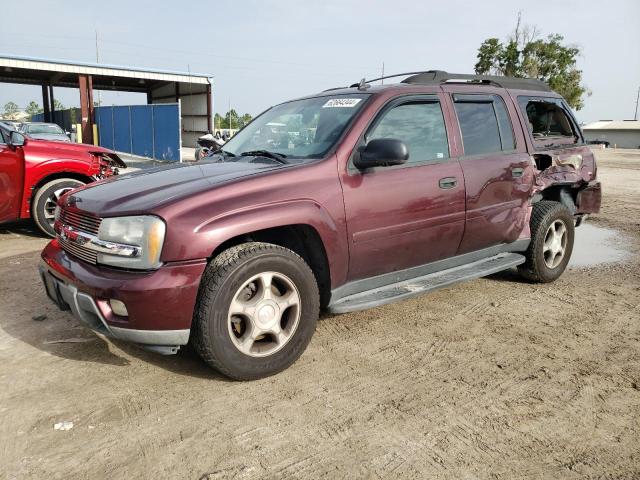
[27, 124, 65, 135]
[222, 94, 370, 159]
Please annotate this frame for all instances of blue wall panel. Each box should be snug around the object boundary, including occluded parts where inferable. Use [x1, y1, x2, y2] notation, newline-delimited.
[130, 106, 154, 158]
[95, 107, 114, 150]
[152, 104, 180, 161]
[112, 106, 131, 153]
[94, 103, 180, 161]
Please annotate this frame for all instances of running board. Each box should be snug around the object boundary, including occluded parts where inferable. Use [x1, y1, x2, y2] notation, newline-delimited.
[328, 253, 525, 314]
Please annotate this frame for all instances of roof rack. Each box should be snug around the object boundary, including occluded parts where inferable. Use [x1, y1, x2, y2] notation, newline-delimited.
[347, 70, 551, 92]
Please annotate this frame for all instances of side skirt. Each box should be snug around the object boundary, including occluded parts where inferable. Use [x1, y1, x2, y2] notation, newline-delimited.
[328, 240, 529, 314]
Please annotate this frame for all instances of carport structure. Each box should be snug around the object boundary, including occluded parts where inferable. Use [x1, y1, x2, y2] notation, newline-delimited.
[0, 54, 213, 147]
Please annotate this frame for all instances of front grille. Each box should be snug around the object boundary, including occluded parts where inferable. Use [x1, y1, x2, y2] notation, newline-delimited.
[58, 236, 98, 264]
[58, 209, 103, 264]
[60, 209, 102, 235]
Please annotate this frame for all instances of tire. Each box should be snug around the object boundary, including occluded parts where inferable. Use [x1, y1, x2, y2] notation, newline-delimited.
[32, 178, 85, 237]
[192, 242, 320, 380]
[518, 201, 575, 283]
[194, 147, 209, 161]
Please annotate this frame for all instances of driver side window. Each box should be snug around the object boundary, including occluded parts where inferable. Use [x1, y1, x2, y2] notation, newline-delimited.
[367, 101, 449, 166]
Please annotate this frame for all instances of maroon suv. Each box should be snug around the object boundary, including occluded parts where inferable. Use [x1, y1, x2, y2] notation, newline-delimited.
[40, 71, 601, 380]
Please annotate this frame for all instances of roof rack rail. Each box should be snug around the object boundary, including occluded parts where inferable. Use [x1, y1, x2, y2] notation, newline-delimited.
[346, 70, 551, 92]
[401, 71, 551, 91]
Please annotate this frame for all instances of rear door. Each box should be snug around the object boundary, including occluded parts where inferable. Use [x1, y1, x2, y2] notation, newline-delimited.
[340, 94, 466, 281]
[442, 88, 533, 254]
[0, 128, 24, 223]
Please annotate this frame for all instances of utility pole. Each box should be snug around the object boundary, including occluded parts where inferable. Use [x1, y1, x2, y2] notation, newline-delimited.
[635, 86, 639, 121]
[95, 30, 101, 107]
[381, 62, 385, 85]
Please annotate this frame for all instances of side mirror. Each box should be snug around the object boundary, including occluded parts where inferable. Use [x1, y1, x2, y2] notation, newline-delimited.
[9, 131, 26, 147]
[354, 138, 409, 169]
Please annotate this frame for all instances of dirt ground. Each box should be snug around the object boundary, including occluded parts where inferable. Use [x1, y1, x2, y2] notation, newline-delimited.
[1, 148, 639, 479]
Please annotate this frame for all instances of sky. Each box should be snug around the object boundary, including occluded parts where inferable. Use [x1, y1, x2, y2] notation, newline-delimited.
[1, 0, 639, 123]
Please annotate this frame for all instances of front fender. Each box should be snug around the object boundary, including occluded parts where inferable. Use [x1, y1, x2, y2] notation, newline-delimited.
[21, 159, 98, 218]
[162, 199, 348, 288]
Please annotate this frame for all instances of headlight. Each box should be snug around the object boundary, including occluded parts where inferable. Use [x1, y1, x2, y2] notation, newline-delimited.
[96, 216, 166, 270]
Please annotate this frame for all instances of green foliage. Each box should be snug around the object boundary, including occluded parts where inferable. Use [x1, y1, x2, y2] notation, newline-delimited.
[3, 101, 19, 116]
[474, 16, 589, 110]
[53, 99, 65, 111]
[214, 111, 253, 130]
[25, 101, 43, 116]
[240, 113, 252, 127]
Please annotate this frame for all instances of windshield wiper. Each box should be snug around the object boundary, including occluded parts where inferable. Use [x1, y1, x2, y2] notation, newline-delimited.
[239, 150, 288, 164]
[214, 148, 235, 157]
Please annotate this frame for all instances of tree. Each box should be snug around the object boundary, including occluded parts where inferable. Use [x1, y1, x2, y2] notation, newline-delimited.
[474, 13, 589, 110]
[214, 111, 253, 130]
[25, 101, 43, 116]
[3, 101, 19, 116]
[225, 109, 240, 130]
[240, 113, 252, 127]
[53, 99, 65, 111]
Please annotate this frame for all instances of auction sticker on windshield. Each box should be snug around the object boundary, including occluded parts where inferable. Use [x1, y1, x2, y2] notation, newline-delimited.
[323, 98, 362, 108]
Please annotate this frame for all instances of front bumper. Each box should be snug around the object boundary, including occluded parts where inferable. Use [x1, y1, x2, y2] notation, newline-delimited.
[40, 239, 207, 354]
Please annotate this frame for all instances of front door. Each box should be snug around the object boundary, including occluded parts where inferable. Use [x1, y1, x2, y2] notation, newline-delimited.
[340, 94, 466, 281]
[0, 129, 24, 223]
[443, 89, 534, 254]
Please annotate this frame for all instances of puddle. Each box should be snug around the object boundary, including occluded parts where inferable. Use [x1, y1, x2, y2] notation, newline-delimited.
[569, 223, 631, 268]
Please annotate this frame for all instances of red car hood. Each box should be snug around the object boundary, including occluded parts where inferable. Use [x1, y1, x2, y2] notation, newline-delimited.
[24, 138, 126, 167]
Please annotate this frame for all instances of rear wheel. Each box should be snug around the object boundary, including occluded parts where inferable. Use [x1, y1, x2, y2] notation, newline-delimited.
[192, 242, 319, 380]
[518, 201, 574, 283]
[32, 178, 85, 237]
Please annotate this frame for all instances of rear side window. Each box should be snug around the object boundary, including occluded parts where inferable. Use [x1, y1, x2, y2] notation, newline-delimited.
[0, 129, 7, 144]
[453, 95, 516, 156]
[366, 101, 449, 165]
[518, 97, 578, 148]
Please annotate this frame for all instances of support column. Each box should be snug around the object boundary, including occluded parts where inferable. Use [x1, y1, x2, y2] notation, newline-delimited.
[78, 74, 94, 145]
[206, 83, 212, 133]
[49, 85, 55, 116]
[146, 90, 153, 105]
[42, 84, 51, 122]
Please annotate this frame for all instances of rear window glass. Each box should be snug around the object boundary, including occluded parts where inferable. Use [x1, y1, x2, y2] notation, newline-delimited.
[454, 102, 501, 156]
[518, 97, 578, 147]
[453, 95, 516, 156]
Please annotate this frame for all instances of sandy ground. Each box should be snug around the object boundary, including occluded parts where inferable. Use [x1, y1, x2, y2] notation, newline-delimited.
[1, 148, 639, 479]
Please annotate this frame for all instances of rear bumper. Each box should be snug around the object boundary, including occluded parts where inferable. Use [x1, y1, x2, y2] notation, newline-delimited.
[576, 181, 601, 214]
[40, 239, 207, 352]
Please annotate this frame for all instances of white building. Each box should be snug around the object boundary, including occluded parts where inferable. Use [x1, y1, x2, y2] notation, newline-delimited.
[582, 120, 640, 149]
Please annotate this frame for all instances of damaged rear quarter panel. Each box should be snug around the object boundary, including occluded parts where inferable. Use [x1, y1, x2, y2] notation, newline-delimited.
[532, 145, 601, 214]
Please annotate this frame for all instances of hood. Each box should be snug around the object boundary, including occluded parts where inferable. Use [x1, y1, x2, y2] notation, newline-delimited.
[27, 133, 71, 142]
[23, 138, 126, 167]
[64, 160, 283, 216]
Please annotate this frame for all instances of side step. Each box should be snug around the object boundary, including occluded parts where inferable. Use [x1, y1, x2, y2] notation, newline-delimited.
[328, 253, 525, 314]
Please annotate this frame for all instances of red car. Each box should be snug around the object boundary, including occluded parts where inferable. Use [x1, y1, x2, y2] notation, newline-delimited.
[0, 122, 125, 236]
[41, 71, 601, 380]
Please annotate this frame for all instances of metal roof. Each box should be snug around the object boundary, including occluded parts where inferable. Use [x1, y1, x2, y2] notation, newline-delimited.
[583, 120, 640, 131]
[0, 53, 212, 90]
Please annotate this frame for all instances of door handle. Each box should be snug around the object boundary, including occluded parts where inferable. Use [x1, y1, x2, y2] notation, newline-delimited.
[511, 167, 524, 178]
[439, 177, 457, 189]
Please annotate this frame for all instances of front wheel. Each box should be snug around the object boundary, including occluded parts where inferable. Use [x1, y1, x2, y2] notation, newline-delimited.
[32, 178, 85, 237]
[518, 201, 575, 283]
[192, 242, 320, 380]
